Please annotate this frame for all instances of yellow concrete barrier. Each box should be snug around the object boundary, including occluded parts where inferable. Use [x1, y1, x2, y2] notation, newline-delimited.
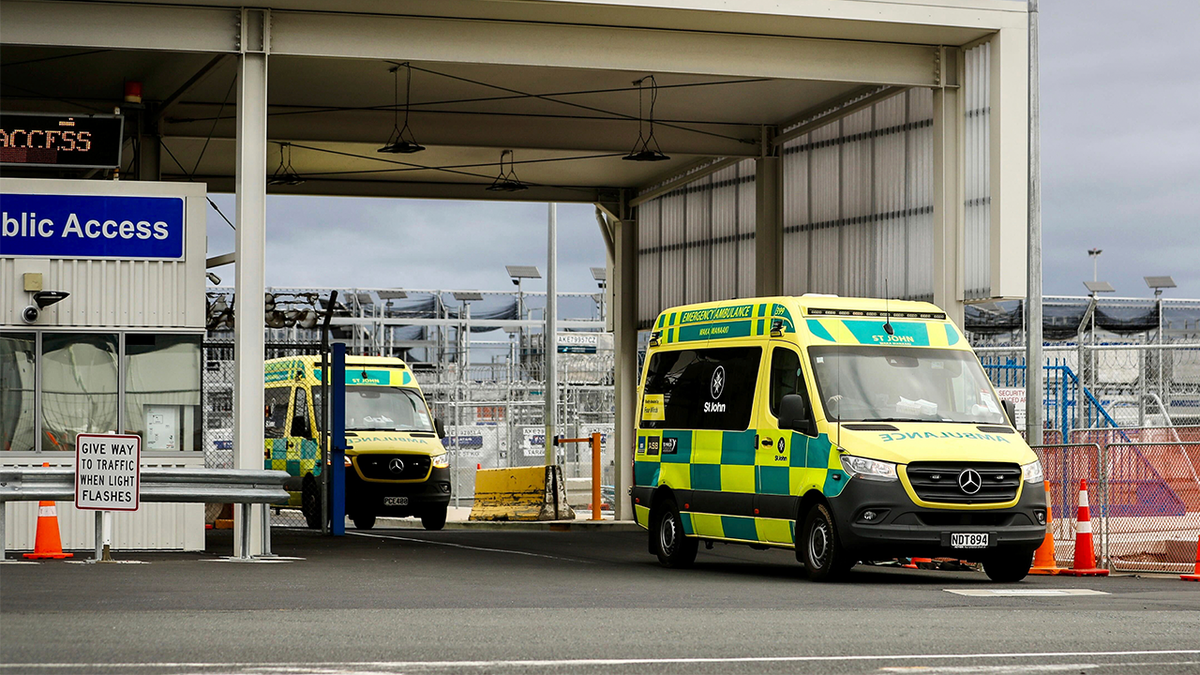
[469, 465, 575, 521]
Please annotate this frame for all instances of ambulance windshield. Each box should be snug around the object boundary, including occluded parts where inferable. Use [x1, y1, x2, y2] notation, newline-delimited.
[336, 386, 435, 432]
[808, 346, 1007, 425]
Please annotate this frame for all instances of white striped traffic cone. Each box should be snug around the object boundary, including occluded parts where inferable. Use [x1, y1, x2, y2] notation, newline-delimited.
[1060, 478, 1108, 577]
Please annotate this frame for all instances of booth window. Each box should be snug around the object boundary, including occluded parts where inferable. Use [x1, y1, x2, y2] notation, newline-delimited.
[41, 333, 119, 451]
[125, 334, 201, 452]
[0, 333, 37, 452]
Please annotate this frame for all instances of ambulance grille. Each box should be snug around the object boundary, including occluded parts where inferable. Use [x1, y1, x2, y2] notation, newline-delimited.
[356, 454, 431, 481]
[905, 462, 1021, 504]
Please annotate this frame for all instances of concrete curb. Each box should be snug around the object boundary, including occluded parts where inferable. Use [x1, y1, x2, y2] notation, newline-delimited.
[376, 516, 643, 532]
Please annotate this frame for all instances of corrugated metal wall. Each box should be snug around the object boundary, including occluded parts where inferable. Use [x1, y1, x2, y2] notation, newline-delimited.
[636, 88, 955, 325]
[636, 160, 756, 327]
[964, 42, 993, 300]
[780, 88, 935, 300]
[0, 257, 198, 327]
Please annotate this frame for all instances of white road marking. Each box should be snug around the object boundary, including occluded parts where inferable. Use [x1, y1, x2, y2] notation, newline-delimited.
[880, 662, 1200, 673]
[4, 649, 1200, 671]
[944, 589, 1109, 597]
[345, 530, 593, 563]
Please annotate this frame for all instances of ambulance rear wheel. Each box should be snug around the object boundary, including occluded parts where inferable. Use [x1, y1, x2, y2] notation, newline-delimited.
[301, 474, 323, 530]
[982, 549, 1033, 582]
[653, 499, 698, 568]
[801, 503, 852, 581]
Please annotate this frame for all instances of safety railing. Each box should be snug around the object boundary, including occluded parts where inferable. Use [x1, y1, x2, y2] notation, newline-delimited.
[0, 467, 290, 562]
[1032, 442, 1200, 573]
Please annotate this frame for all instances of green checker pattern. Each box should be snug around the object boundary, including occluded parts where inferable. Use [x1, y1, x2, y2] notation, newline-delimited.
[634, 428, 848, 545]
[264, 438, 322, 477]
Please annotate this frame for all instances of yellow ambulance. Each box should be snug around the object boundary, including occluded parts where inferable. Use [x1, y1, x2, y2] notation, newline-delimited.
[632, 296, 1046, 582]
[263, 355, 450, 530]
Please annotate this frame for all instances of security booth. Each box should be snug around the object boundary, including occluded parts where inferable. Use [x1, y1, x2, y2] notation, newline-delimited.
[1, 176, 209, 551]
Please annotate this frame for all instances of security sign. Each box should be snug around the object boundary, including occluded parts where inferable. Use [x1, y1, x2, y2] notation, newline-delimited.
[75, 433, 141, 511]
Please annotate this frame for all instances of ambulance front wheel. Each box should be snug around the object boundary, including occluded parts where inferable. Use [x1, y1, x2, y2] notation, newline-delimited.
[982, 549, 1034, 583]
[421, 505, 448, 531]
[801, 502, 853, 581]
[652, 498, 698, 568]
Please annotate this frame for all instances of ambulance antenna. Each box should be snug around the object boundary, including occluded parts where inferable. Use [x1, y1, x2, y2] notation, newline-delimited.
[884, 278, 894, 336]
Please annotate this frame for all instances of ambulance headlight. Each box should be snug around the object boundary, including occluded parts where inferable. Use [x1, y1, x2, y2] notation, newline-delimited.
[1021, 459, 1044, 484]
[432, 453, 450, 469]
[840, 455, 898, 482]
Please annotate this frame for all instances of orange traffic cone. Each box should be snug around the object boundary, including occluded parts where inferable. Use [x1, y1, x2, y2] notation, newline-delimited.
[1059, 479, 1107, 577]
[1030, 480, 1064, 575]
[1181, 536, 1200, 582]
[24, 500, 73, 560]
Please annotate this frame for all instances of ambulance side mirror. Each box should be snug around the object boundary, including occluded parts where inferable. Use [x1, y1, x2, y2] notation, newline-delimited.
[1001, 399, 1017, 428]
[434, 417, 446, 439]
[779, 394, 813, 435]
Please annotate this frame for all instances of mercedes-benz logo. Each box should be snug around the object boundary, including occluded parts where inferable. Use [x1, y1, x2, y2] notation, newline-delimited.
[710, 365, 726, 399]
[958, 469, 982, 495]
[388, 458, 406, 474]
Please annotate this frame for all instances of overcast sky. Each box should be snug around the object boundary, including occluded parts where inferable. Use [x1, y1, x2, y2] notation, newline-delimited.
[206, 0, 1199, 301]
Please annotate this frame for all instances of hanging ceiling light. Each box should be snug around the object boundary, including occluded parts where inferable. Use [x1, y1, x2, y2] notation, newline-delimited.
[267, 142, 305, 186]
[624, 75, 670, 162]
[487, 150, 529, 192]
[379, 62, 426, 154]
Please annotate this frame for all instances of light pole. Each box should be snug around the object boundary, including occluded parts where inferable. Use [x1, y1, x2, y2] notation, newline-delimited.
[1087, 248, 1103, 282]
[591, 266, 607, 323]
[1145, 275, 1177, 424]
[505, 265, 541, 380]
[1079, 280, 1115, 429]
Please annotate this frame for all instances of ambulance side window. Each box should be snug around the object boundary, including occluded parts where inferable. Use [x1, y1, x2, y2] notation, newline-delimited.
[291, 388, 312, 438]
[769, 348, 807, 417]
[264, 387, 291, 439]
[641, 346, 761, 431]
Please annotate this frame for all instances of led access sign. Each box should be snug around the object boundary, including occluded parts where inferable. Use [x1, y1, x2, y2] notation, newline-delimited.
[0, 112, 123, 169]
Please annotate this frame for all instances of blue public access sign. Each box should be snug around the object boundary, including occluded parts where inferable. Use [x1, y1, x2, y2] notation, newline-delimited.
[0, 193, 185, 260]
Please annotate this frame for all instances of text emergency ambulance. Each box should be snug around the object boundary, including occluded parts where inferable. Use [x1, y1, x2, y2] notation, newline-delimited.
[632, 296, 1046, 582]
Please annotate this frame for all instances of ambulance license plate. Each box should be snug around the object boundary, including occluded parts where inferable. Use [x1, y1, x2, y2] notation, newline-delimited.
[950, 533, 988, 549]
[384, 496, 408, 506]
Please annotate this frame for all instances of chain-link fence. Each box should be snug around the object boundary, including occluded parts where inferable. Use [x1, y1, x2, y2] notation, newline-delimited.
[202, 337, 616, 524]
[203, 341, 328, 529]
[423, 382, 615, 510]
[979, 343, 1200, 441]
[1033, 436, 1200, 573]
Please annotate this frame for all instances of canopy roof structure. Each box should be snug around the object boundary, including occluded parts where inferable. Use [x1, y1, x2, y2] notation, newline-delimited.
[2, 0, 1025, 211]
[1, 0, 1031, 530]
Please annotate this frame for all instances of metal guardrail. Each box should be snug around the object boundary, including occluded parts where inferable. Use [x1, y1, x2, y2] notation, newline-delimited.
[0, 467, 290, 562]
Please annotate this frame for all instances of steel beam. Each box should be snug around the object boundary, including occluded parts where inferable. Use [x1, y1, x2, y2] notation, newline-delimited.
[932, 48, 965, 329]
[754, 147, 783, 296]
[0, 0, 238, 52]
[989, 26, 1030, 299]
[233, 8, 269, 557]
[187, 175, 605, 204]
[613, 218, 638, 521]
[269, 11, 940, 86]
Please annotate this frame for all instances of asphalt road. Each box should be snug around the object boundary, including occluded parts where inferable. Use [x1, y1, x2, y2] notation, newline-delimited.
[2, 528, 1199, 675]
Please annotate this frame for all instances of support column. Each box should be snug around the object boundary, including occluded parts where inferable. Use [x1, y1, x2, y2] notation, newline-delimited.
[233, 8, 269, 556]
[755, 147, 783, 297]
[613, 218, 638, 520]
[136, 109, 161, 181]
[932, 47, 965, 329]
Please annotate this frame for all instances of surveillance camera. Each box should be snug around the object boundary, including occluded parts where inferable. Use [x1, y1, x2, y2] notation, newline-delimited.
[21, 305, 39, 324]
